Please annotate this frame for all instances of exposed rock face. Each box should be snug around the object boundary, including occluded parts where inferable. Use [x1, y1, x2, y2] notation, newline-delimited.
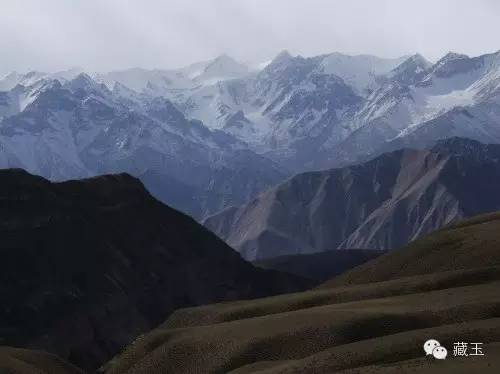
[0, 169, 310, 370]
[204, 138, 500, 260]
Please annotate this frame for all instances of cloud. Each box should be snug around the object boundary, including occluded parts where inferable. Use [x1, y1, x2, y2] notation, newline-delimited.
[1, 0, 499, 74]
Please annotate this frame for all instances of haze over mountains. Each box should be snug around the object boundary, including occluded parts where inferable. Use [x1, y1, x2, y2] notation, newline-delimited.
[2, 50, 500, 220]
[205, 138, 500, 260]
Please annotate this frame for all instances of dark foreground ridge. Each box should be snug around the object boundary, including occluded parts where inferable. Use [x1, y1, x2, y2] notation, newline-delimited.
[0, 169, 310, 371]
[3, 206, 500, 373]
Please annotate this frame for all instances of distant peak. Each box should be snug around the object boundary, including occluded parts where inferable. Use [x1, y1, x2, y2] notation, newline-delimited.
[213, 53, 234, 62]
[66, 73, 110, 94]
[24, 71, 45, 79]
[203, 54, 247, 71]
[396, 53, 432, 70]
[67, 73, 95, 89]
[38, 79, 63, 91]
[273, 50, 293, 63]
[409, 53, 429, 63]
[208, 54, 242, 68]
[72, 72, 94, 83]
[439, 52, 469, 63]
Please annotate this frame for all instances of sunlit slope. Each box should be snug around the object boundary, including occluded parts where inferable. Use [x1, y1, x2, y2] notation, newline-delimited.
[103, 212, 500, 373]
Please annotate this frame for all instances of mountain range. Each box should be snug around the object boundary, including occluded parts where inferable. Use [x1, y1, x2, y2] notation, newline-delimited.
[0, 169, 309, 370]
[2, 50, 500, 220]
[0, 71, 285, 219]
[205, 138, 500, 260]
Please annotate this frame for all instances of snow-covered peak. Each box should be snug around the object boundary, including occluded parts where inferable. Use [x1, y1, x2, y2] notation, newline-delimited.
[2, 78, 65, 113]
[0, 71, 48, 91]
[0, 72, 21, 91]
[319, 53, 408, 94]
[387, 54, 432, 85]
[407, 53, 432, 67]
[192, 54, 249, 85]
[272, 50, 293, 64]
[68, 73, 95, 87]
[51, 67, 86, 82]
[426, 52, 481, 80]
[64, 73, 110, 97]
[439, 52, 470, 63]
[95, 68, 196, 96]
[259, 51, 304, 78]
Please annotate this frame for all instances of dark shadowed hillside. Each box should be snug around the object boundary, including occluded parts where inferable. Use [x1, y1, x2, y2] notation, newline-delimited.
[99, 211, 500, 373]
[255, 249, 387, 283]
[0, 169, 310, 371]
[205, 138, 500, 260]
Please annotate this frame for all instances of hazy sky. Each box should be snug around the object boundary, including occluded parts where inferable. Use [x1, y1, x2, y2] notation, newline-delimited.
[1, 0, 499, 75]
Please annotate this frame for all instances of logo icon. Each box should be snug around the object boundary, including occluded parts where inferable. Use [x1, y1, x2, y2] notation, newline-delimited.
[424, 339, 448, 360]
[432, 346, 448, 360]
[424, 339, 441, 356]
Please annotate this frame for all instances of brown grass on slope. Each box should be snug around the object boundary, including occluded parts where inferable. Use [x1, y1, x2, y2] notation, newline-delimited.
[0, 347, 84, 374]
[102, 211, 500, 373]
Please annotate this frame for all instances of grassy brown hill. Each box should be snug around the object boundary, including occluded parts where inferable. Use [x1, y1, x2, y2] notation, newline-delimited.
[100, 212, 500, 373]
[0, 347, 84, 374]
[0, 169, 310, 371]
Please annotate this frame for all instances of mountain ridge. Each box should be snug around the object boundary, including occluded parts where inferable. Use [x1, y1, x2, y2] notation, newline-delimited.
[0, 168, 310, 370]
[204, 138, 500, 260]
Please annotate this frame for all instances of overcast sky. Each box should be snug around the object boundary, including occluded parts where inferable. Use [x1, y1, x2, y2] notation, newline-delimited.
[1, 0, 499, 75]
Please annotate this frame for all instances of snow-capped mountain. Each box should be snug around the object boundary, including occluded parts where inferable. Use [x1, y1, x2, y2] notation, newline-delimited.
[93, 55, 250, 99]
[189, 54, 249, 85]
[0, 72, 286, 218]
[170, 49, 500, 171]
[319, 52, 408, 94]
[2, 49, 500, 218]
[328, 50, 500, 166]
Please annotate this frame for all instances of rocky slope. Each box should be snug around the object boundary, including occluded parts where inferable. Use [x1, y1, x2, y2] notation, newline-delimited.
[204, 138, 500, 260]
[0, 169, 310, 370]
